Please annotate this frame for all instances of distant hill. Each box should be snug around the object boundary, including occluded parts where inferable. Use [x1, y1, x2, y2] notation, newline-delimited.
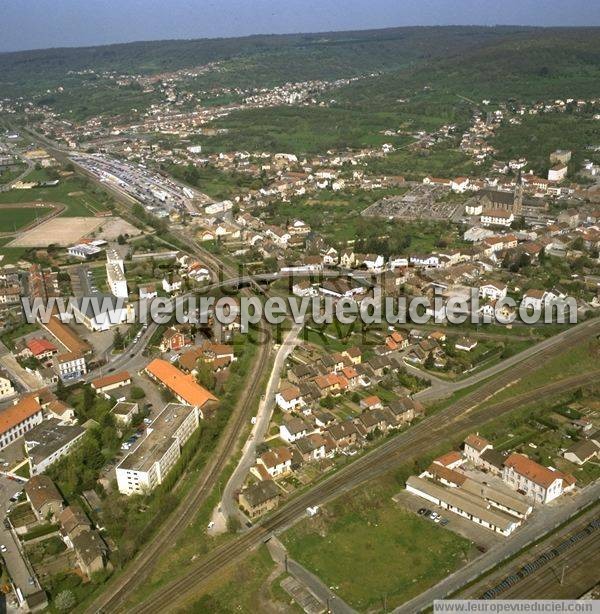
[1, 25, 598, 126]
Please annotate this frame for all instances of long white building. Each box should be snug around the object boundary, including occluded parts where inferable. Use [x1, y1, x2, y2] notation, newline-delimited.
[116, 403, 200, 496]
[106, 250, 128, 299]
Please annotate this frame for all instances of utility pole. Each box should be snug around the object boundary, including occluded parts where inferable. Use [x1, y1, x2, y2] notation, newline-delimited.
[560, 564, 568, 585]
[284, 553, 288, 573]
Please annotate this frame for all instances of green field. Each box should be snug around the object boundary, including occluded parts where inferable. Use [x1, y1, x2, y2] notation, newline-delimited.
[283, 485, 470, 610]
[0, 206, 52, 233]
[0, 175, 114, 217]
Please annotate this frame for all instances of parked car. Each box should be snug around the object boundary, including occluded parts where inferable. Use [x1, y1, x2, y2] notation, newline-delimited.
[0, 545, 7, 553]
[417, 508, 427, 515]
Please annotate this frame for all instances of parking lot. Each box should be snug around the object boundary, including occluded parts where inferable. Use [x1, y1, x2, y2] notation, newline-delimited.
[393, 490, 503, 551]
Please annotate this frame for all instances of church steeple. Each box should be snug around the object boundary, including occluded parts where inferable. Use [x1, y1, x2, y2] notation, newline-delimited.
[513, 170, 523, 215]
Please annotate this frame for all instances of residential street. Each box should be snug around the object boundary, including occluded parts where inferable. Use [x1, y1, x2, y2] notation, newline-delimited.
[210, 320, 304, 533]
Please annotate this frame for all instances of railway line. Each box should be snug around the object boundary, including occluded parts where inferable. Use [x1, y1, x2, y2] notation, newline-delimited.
[29, 126, 277, 614]
[488, 521, 600, 600]
[28, 129, 600, 613]
[126, 324, 600, 613]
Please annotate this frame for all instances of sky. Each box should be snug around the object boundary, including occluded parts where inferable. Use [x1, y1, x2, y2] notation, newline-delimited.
[1, 0, 599, 52]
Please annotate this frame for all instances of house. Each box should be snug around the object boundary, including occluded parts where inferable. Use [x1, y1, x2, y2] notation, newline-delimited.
[24, 475, 63, 521]
[239, 480, 281, 518]
[0, 376, 15, 400]
[256, 447, 293, 479]
[72, 530, 108, 576]
[326, 420, 361, 450]
[292, 280, 317, 297]
[479, 282, 507, 301]
[162, 275, 183, 294]
[54, 351, 87, 382]
[139, 284, 158, 300]
[279, 417, 311, 443]
[359, 395, 383, 410]
[295, 433, 331, 462]
[481, 209, 514, 228]
[160, 326, 190, 352]
[502, 453, 574, 504]
[26, 338, 58, 361]
[548, 164, 568, 182]
[433, 451, 464, 470]
[91, 371, 132, 394]
[275, 385, 304, 412]
[59, 505, 92, 541]
[479, 448, 506, 476]
[455, 337, 478, 352]
[111, 401, 139, 426]
[341, 347, 362, 365]
[463, 433, 493, 463]
[452, 177, 470, 193]
[386, 330, 409, 351]
[563, 439, 599, 465]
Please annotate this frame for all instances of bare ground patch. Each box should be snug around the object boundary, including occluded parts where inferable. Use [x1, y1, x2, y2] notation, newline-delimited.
[8, 216, 104, 247]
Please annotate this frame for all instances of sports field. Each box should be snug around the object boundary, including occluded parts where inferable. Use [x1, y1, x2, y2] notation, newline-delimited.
[0, 205, 54, 233]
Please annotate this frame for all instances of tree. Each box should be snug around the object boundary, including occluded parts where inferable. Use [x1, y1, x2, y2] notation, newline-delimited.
[117, 234, 126, 245]
[424, 351, 435, 370]
[54, 590, 76, 611]
[130, 386, 145, 400]
[55, 377, 68, 401]
[113, 328, 125, 351]
[83, 385, 96, 412]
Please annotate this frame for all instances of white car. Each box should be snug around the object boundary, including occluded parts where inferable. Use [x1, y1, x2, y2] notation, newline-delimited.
[430, 512, 439, 520]
[207, 521, 215, 530]
[0, 545, 7, 553]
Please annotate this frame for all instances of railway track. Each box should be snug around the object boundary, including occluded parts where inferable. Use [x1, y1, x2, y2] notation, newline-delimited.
[126, 322, 600, 613]
[495, 525, 600, 599]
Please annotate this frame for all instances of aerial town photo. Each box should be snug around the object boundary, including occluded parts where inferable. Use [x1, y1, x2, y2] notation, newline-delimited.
[0, 1, 599, 612]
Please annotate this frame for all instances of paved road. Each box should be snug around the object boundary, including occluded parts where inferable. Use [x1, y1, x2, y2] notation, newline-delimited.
[267, 536, 356, 614]
[394, 482, 600, 613]
[211, 320, 305, 532]
[126, 363, 600, 613]
[414, 316, 600, 402]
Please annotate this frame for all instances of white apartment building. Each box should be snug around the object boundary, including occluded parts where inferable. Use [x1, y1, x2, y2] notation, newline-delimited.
[106, 250, 128, 299]
[0, 395, 44, 450]
[116, 404, 200, 495]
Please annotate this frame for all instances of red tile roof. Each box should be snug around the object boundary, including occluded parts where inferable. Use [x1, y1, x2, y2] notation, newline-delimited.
[145, 359, 217, 407]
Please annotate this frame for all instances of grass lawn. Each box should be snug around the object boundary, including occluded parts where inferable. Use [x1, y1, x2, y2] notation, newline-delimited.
[0, 175, 113, 217]
[491, 340, 600, 404]
[283, 484, 470, 611]
[0, 206, 53, 233]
